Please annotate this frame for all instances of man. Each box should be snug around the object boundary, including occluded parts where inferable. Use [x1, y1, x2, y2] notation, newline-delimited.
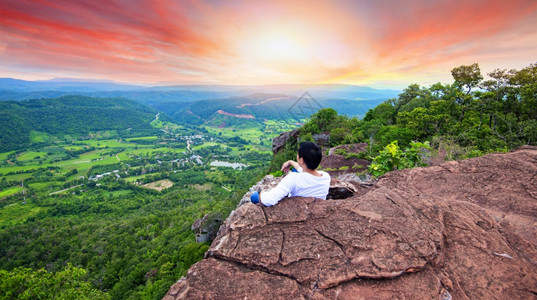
[251, 141, 330, 206]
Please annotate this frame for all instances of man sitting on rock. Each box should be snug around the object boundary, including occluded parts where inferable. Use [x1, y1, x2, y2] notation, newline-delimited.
[251, 141, 330, 206]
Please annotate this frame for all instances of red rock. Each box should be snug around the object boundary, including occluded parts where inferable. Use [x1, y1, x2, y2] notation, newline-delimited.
[164, 146, 537, 299]
[320, 143, 371, 177]
[272, 129, 299, 154]
[167, 258, 306, 299]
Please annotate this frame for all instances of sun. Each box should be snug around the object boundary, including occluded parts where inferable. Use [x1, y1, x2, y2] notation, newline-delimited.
[239, 29, 309, 63]
[262, 34, 303, 60]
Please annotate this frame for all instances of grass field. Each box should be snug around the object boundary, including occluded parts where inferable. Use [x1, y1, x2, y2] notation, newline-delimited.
[0, 204, 45, 227]
[150, 118, 165, 128]
[79, 139, 140, 148]
[165, 122, 184, 131]
[17, 151, 48, 161]
[0, 165, 42, 175]
[263, 120, 299, 133]
[42, 146, 70, 161]
[250, 144, 272, 152]
[125, 147, 185, 156]
[192, 142, 219, 150]
[124, 174, 148, 183]
[28, 182, 54, 192]
[42, 146, 67, 155]
[64, 145, 85, 151]
[203, 126, 266, 144]
[2, 173, 33, 182]
[0, 186, 24, 198]
[90, 130, 119, 139]
[0, 151, 15, 162]
[116, 152, 130, 161]
[109, 190, 133, 197]
[53, 150, 120, 170]
[126, 136, 158, 142]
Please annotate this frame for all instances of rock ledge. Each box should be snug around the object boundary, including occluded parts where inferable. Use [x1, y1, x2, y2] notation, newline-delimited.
[164, 147, 537, 299]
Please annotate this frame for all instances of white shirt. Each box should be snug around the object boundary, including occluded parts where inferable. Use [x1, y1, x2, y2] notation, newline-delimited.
[261, 168, 331, 206]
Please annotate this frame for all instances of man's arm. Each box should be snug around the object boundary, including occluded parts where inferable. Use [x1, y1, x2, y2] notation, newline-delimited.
[281, 160, 301, 173]
[257, 174, 295, 206]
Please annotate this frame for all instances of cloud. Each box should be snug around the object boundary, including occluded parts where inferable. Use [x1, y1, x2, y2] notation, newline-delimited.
[0, 0, 536, 86]
[368, 0, 537, 68]
[0, 0, 227, 82]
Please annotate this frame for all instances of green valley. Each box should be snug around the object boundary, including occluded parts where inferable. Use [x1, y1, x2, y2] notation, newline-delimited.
[0, 95, 299, 299]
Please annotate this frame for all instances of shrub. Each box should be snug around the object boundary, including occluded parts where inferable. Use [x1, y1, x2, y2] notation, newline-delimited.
[334, 148, 362, 160]
[368, 141, 431, 177]
[269, 170, 284, 177]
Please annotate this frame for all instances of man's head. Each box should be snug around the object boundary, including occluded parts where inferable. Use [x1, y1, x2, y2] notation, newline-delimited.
[297, 141, 322, 170]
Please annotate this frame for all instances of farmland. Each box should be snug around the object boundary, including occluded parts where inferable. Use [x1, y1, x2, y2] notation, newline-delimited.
[0, 118, 296, 204]
[0, 112, 298, 300]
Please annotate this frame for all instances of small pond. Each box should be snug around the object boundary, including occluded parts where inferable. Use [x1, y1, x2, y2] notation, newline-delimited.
[210, 160, 249, 170]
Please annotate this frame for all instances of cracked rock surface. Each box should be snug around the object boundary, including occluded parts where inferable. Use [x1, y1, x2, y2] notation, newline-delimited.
[164, 146, 537, 299]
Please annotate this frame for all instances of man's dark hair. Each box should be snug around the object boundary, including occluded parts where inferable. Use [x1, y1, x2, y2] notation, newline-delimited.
[298, 141, 322, 170]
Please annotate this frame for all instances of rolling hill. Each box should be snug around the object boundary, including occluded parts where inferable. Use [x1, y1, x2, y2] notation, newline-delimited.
[155, 93, 387, 126]
[0, 78, 401, 140]
[0, 95, 161, 152]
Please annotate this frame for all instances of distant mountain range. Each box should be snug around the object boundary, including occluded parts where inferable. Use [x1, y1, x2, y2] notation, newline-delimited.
[0, 78, 144, 92]
[159, 93, 387, 126]
[0, 78, 402, 146]
[0, 78, 400, 104]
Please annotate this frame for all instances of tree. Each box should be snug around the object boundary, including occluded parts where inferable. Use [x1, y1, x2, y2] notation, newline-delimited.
[329, 127, 346, 146]
[0, 263, 110, 300]
[451, 63, 483, 121]
[370, 103, 396, 124]
[392, 84, 427, 112]
[306, 108, 338, 132]
[451, 63, 483, 94]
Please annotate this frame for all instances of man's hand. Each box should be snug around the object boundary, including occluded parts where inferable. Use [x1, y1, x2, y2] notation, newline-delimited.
[281, 160, 299, 173]
[281, 160, 291, 173]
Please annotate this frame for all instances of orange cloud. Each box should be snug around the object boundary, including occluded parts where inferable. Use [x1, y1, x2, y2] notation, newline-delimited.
[0, 0, 536, 87]
[368, 0, 537, 74]
[0, 0, 228, 82]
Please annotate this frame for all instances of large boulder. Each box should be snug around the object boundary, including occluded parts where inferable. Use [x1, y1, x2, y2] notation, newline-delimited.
[272, 129, 299, 154]
[320, 142, 370, 177]
[164, 146, 537, 299]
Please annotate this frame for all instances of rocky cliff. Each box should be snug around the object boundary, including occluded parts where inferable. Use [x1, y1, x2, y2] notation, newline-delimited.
[164, 146, 537, 299]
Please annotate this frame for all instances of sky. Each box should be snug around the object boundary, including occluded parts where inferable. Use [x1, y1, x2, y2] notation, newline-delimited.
[1, 0, 536, 89]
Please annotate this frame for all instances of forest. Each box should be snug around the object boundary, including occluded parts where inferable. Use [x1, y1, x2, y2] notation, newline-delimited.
[0, 167, 264, 299]
[272, 62, 537, 171]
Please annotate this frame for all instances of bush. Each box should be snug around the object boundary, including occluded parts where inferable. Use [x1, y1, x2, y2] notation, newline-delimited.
[368, 141, 431, 177]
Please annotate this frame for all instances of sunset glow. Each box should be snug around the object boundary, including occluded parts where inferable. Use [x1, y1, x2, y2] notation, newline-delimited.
[1, 0, 536, 88]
